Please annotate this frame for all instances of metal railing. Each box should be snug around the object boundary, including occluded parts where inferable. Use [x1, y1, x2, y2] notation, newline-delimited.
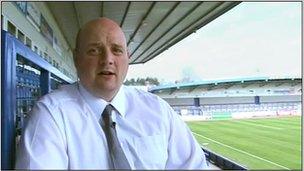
[203, 148, 247, 170]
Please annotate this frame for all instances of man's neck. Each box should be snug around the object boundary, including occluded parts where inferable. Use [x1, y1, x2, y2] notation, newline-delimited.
[88, 86, 120, 102]
[98, 90, 118, 102]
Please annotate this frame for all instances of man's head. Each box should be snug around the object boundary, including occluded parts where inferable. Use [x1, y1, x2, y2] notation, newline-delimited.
[74, 17, 129, 101]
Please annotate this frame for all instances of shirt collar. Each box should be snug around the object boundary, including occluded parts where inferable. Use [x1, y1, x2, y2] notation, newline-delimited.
[111, 85, 127, 117]
[78, 82, 127, 118]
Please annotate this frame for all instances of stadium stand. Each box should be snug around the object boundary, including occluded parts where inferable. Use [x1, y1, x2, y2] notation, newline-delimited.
[149, 77, 301, 121]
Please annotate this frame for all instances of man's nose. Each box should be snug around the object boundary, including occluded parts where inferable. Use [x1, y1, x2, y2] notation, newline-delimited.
[100, 49, 114, 65]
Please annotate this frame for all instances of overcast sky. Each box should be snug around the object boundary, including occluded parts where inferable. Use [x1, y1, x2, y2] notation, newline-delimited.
[126, 2, 301, 84]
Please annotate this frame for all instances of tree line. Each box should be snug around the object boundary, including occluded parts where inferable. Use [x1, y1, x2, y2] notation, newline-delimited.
[124, 77, 160, 86]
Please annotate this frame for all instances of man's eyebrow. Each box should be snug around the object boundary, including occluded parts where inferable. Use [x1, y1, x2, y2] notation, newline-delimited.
[112, 43, 124, 49]
[87, 42, 103, 47]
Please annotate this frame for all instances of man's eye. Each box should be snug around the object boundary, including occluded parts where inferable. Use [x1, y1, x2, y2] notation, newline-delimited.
[87, 48, 100, 55]
[113, 48, 123, 55]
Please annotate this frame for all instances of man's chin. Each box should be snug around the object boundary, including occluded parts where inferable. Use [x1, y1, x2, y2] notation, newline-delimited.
[96, 84, 119, 93]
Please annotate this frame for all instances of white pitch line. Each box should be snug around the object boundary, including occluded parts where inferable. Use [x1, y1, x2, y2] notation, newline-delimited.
[193, 132, 290, 170]
[289, 127, 302, 130]
[233, 121, 283, 130]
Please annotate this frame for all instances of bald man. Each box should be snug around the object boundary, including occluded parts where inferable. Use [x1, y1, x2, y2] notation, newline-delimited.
[15, 17, 208, 169]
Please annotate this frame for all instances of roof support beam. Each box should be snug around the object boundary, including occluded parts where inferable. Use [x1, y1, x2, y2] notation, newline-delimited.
[241, 84, 250, 88]
[130, 2, 180, 59]
[275, 82, 284, 87]
[143, 2, 240, 63]
[223, 84, 233, 89]
[291, 82, 300, 87]
[120, 1, 131, 27]
[207, 85, 217, 91]
[143, 2, 226, 63]
[72, 2, 81, 29]
[169, 88, 177, 95]
[188, 86, 198, 93]
[133, 1, 203, 63]
[259, 83, 267, 87]
[127, 2, 156, 46]
[100, 1, 104, 17]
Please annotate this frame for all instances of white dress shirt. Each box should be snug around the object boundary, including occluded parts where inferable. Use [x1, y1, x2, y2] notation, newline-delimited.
[15, 82, 208, 169]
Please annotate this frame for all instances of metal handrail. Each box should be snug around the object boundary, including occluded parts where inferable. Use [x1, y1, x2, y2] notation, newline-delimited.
[202, 147, 247, 170]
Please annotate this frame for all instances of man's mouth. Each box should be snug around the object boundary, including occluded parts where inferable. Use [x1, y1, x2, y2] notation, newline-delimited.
[98, 71, 115, 75]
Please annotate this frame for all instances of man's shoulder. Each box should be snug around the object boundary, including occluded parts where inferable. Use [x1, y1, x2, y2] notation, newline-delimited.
[38, 83, 80, 107]
[123, 85, 168, 105]
[123, 85, 157, 98]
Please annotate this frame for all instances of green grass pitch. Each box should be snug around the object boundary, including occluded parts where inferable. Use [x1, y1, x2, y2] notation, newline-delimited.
[187, 116, 301, 170]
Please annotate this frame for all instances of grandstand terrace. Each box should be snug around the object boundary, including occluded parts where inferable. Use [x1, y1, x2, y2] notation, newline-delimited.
[149, 77, 301, 121]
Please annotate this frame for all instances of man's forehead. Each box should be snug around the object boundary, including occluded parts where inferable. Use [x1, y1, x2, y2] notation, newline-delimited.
[79, 24, 126, 47]
[83, 18, 123, 36]
[76, 18, 126, 47]
[84, 31, 126, 46]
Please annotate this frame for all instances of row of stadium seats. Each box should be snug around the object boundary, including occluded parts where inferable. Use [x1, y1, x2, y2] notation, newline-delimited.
[15, 62, 64, 135]
[16, 64, 41, 135]
[157, 82, 301, 99]
[173, 102, 301, 115]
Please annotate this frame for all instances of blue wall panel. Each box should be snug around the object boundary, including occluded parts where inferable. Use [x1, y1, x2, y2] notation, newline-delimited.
[1, 30, 74, 169]
[1, 29, 17, 170]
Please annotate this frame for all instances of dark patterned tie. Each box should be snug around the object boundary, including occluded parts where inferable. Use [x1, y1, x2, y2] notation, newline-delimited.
[101, 104, 131, 169]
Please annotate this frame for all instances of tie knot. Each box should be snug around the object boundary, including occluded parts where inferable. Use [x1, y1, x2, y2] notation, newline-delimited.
[103, 104, 114, 115]
[101, 104, 114, 125]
